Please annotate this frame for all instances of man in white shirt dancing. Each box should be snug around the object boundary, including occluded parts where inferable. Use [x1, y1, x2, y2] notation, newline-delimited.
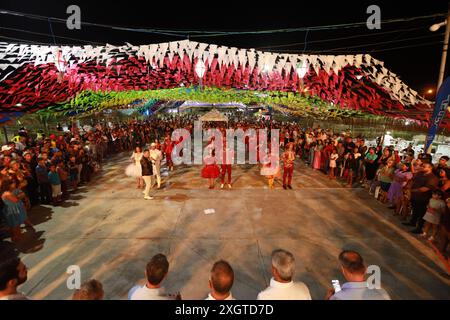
[150, 143, 163, 189]
[257, 249, 311, 300]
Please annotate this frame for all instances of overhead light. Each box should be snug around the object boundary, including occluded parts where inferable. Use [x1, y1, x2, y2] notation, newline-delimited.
[356, 75, 363, 80]
[15, 103, 23, 107]
[430, 21, 446, 32]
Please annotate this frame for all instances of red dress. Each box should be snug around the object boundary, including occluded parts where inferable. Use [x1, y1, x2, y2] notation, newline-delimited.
[163, 139, 174, 165]
[201, 156, 220, 179]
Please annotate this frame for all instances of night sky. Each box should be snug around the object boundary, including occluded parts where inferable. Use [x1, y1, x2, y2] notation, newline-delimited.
[1, 0, 448, 96]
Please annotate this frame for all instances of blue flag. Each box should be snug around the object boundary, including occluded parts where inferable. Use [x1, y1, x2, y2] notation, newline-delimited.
[425, 77, 450, 152]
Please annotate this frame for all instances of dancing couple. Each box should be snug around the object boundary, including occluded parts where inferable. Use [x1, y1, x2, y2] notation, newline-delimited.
[126, 143, 163, 200]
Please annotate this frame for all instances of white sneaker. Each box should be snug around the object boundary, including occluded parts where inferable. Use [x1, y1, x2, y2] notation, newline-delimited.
[228, 184, 232, 189]
[220, 184, 224, 189]
[144, 196, 154, 200]
[142, 190, 146, 194]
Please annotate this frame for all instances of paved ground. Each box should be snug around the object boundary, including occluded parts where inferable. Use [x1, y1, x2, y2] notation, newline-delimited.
[5, 153, 450, 300]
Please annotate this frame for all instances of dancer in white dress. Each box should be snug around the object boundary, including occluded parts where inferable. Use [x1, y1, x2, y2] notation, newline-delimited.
[125, 146, 144, 188]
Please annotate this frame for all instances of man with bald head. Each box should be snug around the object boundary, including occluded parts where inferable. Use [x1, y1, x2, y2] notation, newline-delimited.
[327, 250, 390, 300]
[205, 260, 235, 300]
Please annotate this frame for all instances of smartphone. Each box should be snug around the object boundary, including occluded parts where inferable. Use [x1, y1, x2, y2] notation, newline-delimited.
[332, 280, 341, 293]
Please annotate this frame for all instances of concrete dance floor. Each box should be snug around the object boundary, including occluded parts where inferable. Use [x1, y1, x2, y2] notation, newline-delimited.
[9, 154, 450, 300]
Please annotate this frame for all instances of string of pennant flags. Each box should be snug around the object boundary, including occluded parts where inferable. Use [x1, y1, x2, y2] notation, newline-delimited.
[0, 39, 446, 128]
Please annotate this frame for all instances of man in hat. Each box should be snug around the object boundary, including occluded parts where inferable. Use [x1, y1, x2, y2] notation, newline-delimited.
[150, 143, 163, 189]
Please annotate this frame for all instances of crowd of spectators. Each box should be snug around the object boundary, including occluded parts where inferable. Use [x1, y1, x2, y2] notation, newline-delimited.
[0, 243, 392, 300]
[0, 114, 449, 301]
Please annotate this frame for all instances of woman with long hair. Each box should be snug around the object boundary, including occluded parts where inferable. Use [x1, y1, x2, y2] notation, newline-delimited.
[313, 140, 323, 170]
[378, 159, 396, 203]
[387, 162, 413, 215]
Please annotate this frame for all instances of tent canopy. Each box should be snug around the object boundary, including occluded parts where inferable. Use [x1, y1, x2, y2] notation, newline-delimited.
[198, 109, 228, 122]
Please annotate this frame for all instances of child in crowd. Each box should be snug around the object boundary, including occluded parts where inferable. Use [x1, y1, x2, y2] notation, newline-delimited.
[421, 190, 446, 242]
[36, 157, 51, 205]
[344, 152, 357, 188]
[48, 164, 62, 204]
[329, 148, 338, 179]
[57, 161, 69, 199]
[68, 155, 79, 190]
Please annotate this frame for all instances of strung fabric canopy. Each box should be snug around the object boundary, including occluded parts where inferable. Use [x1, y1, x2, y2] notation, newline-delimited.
[0, 40, 446, 128]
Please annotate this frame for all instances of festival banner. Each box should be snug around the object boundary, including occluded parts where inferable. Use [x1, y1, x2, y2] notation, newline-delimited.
[425, 76, 450, 152]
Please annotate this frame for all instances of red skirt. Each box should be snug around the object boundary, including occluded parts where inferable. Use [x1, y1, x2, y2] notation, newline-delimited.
[201, 164, 220, 179]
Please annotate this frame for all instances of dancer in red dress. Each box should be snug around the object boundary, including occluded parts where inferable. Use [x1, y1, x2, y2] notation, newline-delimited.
[282, 143, 296, 190]
[201, 150, 221, 189]
[162, 136, 174, 171]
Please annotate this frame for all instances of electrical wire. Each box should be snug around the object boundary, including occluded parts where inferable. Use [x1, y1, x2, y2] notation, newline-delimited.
[0, 9, 446, 37]
[0, 26, 105, 45]
[0, 15, 444, 55]
[266, 40, 443, 54]
[0, 9, 186, 38]
[318, 32, 445, 52]
[367, 40, 444, 53]
[0, 35, 49, 45]
[256, 26, 429, 49]
[188, 13, 448, 37]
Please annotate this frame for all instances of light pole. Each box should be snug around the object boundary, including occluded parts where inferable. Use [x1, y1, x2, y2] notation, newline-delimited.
[296, 60, 309, 92]
[195, 59, 206, 90]
[426, 3, 450, 154]
[430, 1, 450, 90]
